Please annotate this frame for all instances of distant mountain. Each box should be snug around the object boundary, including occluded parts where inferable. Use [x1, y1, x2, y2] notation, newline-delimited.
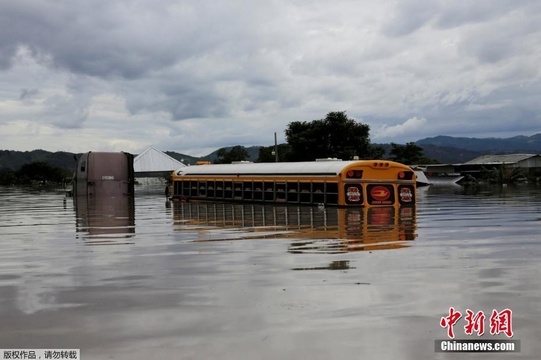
[0, 149, 200, 172]
[413, 144, 482, 164]
[0, 150, 80, 171]
[0, 148, 260, 172]
[166, 146, 260, 164]
[416, 134, 541, 154]
[163, 151, 201, 165]
[2, 134, 540, 171]
[201, 146, 260, 162]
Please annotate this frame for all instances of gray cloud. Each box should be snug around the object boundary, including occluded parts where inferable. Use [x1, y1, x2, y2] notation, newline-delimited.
[382, 0, 439, 37]
[19, 88, 39, 104]
[0, 0, 540, 154]
[435, 0, 534, 29]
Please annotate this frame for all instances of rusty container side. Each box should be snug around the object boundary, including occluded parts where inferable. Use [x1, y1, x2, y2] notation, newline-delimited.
[75, 152, 134, 196]
[74, 152, 89, 196]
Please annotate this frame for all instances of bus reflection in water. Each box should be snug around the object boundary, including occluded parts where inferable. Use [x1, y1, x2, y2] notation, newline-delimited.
[75, 195, 135, 245]
[172, 203, 416, 253]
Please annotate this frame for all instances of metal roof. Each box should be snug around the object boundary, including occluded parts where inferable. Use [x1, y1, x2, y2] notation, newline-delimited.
[464, 154, 539, 165]
[134, 146, 185, 173]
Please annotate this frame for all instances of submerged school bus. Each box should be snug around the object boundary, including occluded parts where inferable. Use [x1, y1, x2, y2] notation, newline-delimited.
[171, 159, 416, 207]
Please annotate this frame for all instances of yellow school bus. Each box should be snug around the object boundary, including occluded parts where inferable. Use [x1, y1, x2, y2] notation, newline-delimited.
[170, 159, 416, 207]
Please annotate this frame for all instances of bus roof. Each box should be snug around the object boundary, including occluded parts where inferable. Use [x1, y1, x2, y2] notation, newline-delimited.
[174, 160, 407, 176]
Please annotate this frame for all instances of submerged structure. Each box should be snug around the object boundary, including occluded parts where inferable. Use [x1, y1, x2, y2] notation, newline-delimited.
[170, 159, 416, 207]
[73, 152, 135, 196]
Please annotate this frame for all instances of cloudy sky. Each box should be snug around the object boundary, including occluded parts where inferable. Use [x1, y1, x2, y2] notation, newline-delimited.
[1, 0, 540, 156]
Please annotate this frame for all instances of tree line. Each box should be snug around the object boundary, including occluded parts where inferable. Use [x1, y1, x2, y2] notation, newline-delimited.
[0, 162, 71, 186]
[214, 111, 437, 164]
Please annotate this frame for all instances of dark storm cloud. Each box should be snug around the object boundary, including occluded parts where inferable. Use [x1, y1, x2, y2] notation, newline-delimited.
[0, 0, 288, 123]
[0, 1, 184, 78]
[124, 83, 230, 120]
[0, 0, 540, 153]
[457, 17, 538, 64]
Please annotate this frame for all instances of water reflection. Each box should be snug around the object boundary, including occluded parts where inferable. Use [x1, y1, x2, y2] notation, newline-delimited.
[3, 185, 541, 359]
[172, 202, 416, 253]
[74, 195, 135, 244]
[291, 260, 356, 271]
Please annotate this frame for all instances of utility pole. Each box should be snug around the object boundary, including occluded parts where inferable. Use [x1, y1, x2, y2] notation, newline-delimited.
[274, 132, 279, 162]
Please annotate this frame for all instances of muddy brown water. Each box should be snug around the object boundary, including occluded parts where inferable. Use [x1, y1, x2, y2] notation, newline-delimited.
[1, 184, 540, 359]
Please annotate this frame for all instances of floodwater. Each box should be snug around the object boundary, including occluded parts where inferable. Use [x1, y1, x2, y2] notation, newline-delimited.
[1, 184, 540, 360]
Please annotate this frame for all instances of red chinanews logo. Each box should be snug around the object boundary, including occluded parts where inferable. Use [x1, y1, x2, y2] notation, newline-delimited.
[440, 307, 514, 339]
[370, 186, 390, 201]
[346, 186, 361, 202]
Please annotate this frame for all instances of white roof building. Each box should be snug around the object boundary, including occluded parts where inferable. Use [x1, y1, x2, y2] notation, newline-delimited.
[463, 154, 540, 167]
[134, 146, 185, 176]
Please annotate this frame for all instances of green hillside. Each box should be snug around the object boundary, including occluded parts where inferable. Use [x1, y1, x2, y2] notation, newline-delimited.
[2, 133, 540, 172]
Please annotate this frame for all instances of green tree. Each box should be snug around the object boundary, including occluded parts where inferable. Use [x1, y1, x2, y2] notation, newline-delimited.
[214, 146, 249, 164]
[285, 111, 371, 161]
[0, 169, 17, 185]
[365, 144, 386, 160]
[256, 144, 291, 162]
[481, 165, 524, 184]
[389, 142, 436, 164]
[15, 162, 69, 184]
